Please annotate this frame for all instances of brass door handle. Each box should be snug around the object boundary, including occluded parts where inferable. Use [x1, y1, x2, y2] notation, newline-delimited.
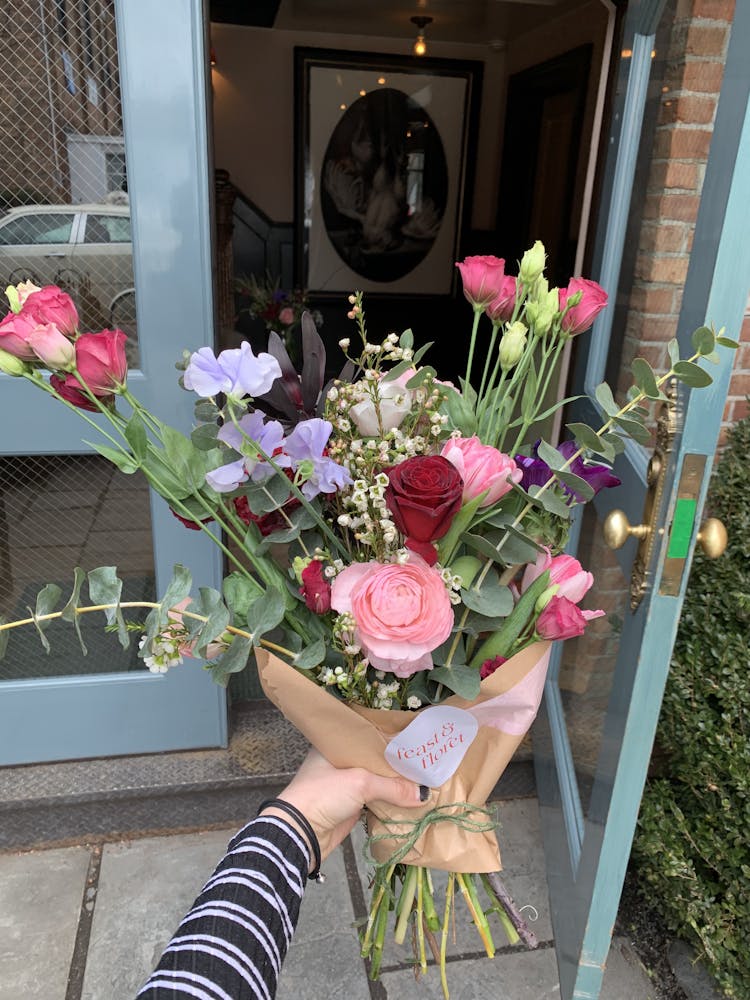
[697, 517, 728, 558]
[603, 509, 651, 550]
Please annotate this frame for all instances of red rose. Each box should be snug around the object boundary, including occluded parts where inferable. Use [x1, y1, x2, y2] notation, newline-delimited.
[385, 455, 464, 546]
[300, 560, 331, 614]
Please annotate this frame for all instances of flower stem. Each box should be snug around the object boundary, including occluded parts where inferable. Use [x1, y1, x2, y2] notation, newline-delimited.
[394, 865, 418, 945]
[439, 873, 455, 1000]
[464, 308, 482, 388]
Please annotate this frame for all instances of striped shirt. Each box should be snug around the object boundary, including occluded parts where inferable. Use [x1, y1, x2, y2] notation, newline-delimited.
[137, 816, 310, 999]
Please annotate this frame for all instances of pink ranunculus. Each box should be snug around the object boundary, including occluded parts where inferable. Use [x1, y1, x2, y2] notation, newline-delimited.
[27, 322, 75, 369]
[536, 596, 605, 641]
[485, 275, 518, 324]
[440, 436, 522, 507]
[330, 557, 454, 677]
[522, 549, 594, 604]
[0, 310, 40, 359]
[300, 560, 332, 614]
[23, 285, 79, 335]
[74, 329, 128, 394]
[278, 306, 296, 326]
[558, 278, 608, 336]
[455, 255, 507, 310]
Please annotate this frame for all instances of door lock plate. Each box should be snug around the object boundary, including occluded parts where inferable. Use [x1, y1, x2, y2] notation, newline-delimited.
[660, 454, 706, 597]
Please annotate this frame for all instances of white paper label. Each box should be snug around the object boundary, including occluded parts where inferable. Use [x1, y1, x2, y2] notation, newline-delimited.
[385, 707, 478, 788]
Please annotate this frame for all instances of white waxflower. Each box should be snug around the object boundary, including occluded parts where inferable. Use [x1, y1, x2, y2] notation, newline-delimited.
[407, 696, 422, 710]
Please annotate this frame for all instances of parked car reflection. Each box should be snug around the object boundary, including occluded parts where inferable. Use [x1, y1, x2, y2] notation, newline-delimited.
[0, 203, 138, 364]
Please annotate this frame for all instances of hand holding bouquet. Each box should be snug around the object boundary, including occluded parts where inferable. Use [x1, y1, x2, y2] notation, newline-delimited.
[0, 247, 735, 996]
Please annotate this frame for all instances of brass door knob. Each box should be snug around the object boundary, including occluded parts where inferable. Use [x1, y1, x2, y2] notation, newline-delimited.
[603, 509, 650, 550]
[697, 517, 728, 558]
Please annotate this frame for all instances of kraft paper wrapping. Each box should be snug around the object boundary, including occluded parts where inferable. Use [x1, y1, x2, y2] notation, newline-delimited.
[256, 641, 551, 874]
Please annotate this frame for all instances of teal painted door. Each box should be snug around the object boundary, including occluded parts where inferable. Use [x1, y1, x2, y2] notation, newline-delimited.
[534, 4, 750, 997]
[0, 1, 226, 765]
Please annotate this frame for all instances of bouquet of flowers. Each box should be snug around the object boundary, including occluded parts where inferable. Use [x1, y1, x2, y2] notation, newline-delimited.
[0, 246, 734, 996]
[236, 270, 321, 347]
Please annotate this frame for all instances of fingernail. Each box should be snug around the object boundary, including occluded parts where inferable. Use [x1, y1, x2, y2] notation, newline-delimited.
[419, 785, 430, 802]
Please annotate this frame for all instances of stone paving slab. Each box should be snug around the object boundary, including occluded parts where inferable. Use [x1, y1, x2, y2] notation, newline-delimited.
[0, 846, 90, 1000]
[81, 829, 231, 1000]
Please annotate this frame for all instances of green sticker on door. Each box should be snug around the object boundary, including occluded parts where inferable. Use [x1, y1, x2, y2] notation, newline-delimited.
[667, 497, 697, 559]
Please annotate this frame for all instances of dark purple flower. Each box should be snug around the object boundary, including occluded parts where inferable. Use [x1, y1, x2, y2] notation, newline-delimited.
[515, 440, 620, 503]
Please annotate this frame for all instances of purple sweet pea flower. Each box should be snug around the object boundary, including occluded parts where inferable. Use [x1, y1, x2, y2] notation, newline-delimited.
[184, 341, 281, 398]
[218, 411, 291, 482]
[205, 458, 248, 493]
[284, 418, 353, 500]
[516, 440, 620, 503]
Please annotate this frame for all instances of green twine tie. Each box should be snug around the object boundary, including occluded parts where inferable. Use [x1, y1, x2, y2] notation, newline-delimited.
[365, 801, 497, 868]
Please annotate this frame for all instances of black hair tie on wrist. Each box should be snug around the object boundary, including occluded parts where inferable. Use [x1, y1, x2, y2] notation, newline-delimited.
[258, 798, 325, 883]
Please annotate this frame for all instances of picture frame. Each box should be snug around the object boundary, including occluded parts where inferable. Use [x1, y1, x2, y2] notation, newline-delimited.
[294, 47, 483, 298]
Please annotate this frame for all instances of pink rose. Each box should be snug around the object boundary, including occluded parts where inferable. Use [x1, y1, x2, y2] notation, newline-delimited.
[0, 310, 40, 359]
[300, 560, 332, 614]
[522, 550, 593, 604]
[23, 285, 79, 335]
[455, 255, 507, 310]
[278, 306, 295, 326]
[27, 322, 75, 369]
[536, 596, 604, 641]
[74, 329, 128, 394]
[440, 436, 522, 506]
[558, 278, 608, 336]
[330, 557, 454, 677]
[485, 275, 518, 324]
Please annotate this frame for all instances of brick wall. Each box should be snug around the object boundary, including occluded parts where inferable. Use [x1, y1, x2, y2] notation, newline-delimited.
[616, 0, 747, 446]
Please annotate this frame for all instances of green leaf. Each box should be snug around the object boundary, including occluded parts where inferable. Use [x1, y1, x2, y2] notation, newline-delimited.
[673, 360, 714, 388]
[612, 414, 652, 444]
[441, 387, 476, 436]
[124, 411, 148, 460]
[716, 335, 739, 349]
[88, 566, 129, 648]
[143, 564, 193, 643]
[161, 426, 209, 491]
[26, 583, 63, 654]
[528, 485, 573, 518]
[470, 571, 551, 668]
[601, 432, 626, 455]
[429, 664, 481, 700]
[61, 567, 87, 656]
[141, 448, 192, 499]
[667, 338, 681, 367]
[405, 366, 436, 388]
[209, 636, 253, 687]
[191, 423, 221, 451]
[411, 341, 433, 366]
[222, 571, 265, 626]
[85, 440, 139, 474]
[194, 399, 220, 422]
[399, 328, 414, 350]
[294, 639, 326, 671]
[242, 476, 292, 514]
[382, 358, 414, 382]
[567, 422, 603, 453]
[460, 578, 514, 617]
[256, 507, 318, 552]
[691, 325, 716, 356]
[461, 532, 511, 567]
[536, 439, 565, 471]
[521, 364, 538, 413]
[555, 470, 595, 501]
[193, 587, 230, 658]
[246, 589, 286, 645]
[435, 491, 488, 564]
[595, 382, 619, 417]
[632, 358, 662, 399]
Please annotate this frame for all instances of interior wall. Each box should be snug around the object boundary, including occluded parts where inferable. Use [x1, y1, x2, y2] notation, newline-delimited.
[209, 24, 506, 230]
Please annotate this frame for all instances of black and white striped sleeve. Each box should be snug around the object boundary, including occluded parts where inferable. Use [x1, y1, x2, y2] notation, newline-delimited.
[136, 816, 310, 1000]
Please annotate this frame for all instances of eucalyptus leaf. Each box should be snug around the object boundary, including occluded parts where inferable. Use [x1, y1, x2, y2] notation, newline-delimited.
[88, 566, 129, 648]
[594, 382, 619, 417]
[601, 432, 626, 455]
[536, 439, 565, 471]
[460, 578, 514, 617]
[27, 583, 63, 654]
[673, 360, 713, 388]
[223, 572, 265, 626]
[193, 587, 231, 658]
[716, 335, 739, 349]
[528, 485, 573, 518]
[191, 423, 221, 451]
[143, 564, 192, 643]
[411, 341, 433, 366]
[461, 613, 513, 636]
[195, 399, 220, 422]
[430, 664, 481, 700]
[555, 470, 595, 501]
[382, 358, 414, 382]
[632, 358, 662, 399]
[441, 387, 476, 436]
[399, 328, 414, 349]
[566, 422, 602, 453]
[294, 639, 326, 671]
[691, 325, 715, 356]
[246, 589, 286, 645]
[612, 414, 652, 444]
[209, 636, 253, 687]
[242, 476, 292, 514]
[256, 507, 318, 552]
[667, 338, 681, 367]
[405, 366, 436, 387]
[61, 566, 88, 656]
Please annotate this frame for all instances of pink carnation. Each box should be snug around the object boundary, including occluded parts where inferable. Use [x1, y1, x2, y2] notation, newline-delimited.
[330, 557, 454, 677]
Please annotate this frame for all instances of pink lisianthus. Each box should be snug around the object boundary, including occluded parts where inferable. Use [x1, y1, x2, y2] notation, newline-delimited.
[0, 310, 41, 359]
[455, 255, 507, 310]
[300, 560, 332, 614]
[15, 281, 41, 307]
[536, 596, 604, 641]
[23, 285, 79, 335]
[440, 436, 522, 506]
[330, 557, 454, 677]
[485, 275, 518, 324]
[27, 322, 75, 370]
[558, 278, 608, 336]
[522, 549, 594, 604]
[74, 329, 128, 393]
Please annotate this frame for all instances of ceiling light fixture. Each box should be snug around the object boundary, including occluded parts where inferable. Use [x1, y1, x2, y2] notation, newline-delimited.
[410, 15, 433, 57]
